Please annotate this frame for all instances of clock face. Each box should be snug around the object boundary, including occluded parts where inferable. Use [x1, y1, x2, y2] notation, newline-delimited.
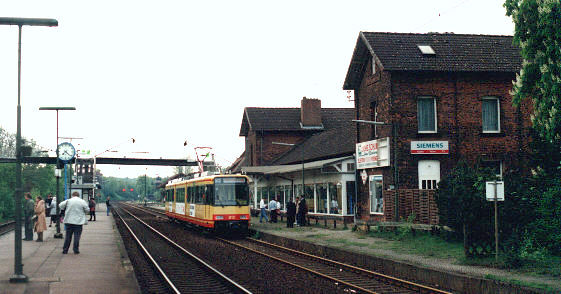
[57, 142, 76, 162]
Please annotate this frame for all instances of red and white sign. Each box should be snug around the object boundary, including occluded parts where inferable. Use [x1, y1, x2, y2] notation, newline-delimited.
[411, 141, 449, 154]
[356, 137, 390, 169]
[361, 170, 368, 185]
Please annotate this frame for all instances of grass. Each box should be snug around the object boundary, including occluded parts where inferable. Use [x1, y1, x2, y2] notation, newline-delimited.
[367, 229, 464, 260]
[484, 274, 561, 293]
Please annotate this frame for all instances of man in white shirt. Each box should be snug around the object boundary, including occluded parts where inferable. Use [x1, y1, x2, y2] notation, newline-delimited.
[268, 198, 277, 223]
[259, 198, 269, 223]
[59, 191, 89, 254]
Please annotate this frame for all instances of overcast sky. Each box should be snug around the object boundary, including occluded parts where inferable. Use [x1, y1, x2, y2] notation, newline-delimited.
[0, 0, 514, 178]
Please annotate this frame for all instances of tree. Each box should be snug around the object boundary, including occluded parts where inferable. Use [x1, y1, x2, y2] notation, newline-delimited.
[505, 0, 561, 153]
[505, 0, 561, 257]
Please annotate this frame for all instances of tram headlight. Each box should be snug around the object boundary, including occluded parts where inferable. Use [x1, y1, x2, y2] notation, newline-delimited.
[215, 215, 224, 220]
[240, 215, 248, 220]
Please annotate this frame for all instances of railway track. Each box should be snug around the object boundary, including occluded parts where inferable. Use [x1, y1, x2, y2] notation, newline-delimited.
[0, 221, 15, 236]
[114, 205, 251, 294]
[124, 204, 452, 293]
[218, 237, 452, 294]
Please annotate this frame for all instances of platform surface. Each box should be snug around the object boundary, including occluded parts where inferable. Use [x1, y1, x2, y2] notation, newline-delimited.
[0, 204, 139, 294]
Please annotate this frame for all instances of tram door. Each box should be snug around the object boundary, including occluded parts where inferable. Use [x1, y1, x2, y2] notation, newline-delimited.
[205, 185, 211, 219]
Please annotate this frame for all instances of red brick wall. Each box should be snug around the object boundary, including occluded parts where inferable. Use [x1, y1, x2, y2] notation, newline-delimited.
[246, 131, 307, 166]
[301, 97, 322, 127]
[354, 57, 532, 223]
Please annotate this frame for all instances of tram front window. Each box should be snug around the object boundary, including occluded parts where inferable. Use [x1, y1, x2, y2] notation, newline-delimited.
[214, 177, 249, 206]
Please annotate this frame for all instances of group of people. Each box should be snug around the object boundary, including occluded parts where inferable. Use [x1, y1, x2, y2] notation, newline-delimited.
[259, 196, 308, 227]
[23, 193, 58, 242]
[22, 192, 113, 255]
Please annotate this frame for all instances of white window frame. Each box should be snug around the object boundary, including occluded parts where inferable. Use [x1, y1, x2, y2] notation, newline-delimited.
[417, 96, 437, 133]
[482, 97, 501, 133]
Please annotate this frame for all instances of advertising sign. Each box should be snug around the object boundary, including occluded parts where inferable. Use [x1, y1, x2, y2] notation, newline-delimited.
[411, 141, 449, 154]
[356, 137, 390, 169]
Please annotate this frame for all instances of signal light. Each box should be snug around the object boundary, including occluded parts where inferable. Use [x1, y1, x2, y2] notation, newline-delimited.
[122, 188, 126, 192]
[130, 188, 134, 192]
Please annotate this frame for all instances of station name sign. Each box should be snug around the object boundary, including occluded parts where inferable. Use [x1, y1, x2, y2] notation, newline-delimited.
[356, 137, 390, 169]
[411, 141, 449, 154]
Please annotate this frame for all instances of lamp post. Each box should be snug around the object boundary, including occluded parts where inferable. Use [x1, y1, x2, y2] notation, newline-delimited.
[353, 119, 399, 222]
[39, 107, 76, 238]
[272, 142, 304, 201]
[0, 17, 58, 283]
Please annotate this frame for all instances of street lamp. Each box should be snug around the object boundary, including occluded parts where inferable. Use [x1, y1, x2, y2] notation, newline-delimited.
[272, 142, 304, 201]
[0, 17, 58, 283]
[39, 107, 76, 239]
[352, 119, 400, 222]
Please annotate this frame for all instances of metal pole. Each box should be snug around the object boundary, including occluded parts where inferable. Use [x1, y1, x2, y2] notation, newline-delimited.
[11, 25, 27, 283]
[54, 110, 62, 238]
[393, 124, 399, 222]
[494, 180, 498, 262]
[301, 148, 304, 193]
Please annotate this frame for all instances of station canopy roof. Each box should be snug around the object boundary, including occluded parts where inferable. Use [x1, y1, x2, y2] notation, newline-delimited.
[241, 156, 352, 175]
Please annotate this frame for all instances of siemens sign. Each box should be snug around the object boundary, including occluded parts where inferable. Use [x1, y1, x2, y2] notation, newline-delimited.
[411, 141, 449, 154]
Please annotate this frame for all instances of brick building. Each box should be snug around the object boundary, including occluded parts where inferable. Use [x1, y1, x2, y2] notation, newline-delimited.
[230, 98, 357, 219]
[343, 32, 531, 224]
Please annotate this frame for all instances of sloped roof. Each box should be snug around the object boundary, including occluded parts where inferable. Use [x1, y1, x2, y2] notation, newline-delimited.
[344, 32, 522, 89]
[273, 121, 356, 165]
[239, 107, 354, 136]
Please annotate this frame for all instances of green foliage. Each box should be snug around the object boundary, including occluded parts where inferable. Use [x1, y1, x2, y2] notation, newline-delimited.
[0, 164, 15, 221]
[436, 161, 496, 240]
[505, 0, 561, 144]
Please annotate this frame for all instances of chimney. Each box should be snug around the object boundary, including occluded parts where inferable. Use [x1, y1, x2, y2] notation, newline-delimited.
[300, 97, 322, 128]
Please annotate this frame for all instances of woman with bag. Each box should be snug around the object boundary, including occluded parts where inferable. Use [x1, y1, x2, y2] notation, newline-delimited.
[34, 196, 47, 242]
[88, 197, 96, 221]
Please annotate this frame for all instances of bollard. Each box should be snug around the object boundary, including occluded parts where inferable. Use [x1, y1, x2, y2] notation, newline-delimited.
[343, 218, 348, 230]
[315, 218, 319, 225]
[334, 219, 337, 229]
[324, 217, 327, 228]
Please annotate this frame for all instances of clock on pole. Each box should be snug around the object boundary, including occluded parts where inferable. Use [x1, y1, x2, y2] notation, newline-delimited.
[56, 142, 76, 162]
[56, 142, 75, 200]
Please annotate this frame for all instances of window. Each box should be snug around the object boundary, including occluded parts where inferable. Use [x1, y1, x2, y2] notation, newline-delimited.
[176, 188, 185, 203]
[369, 175, 383, 214]
[316, 183, 327, 213]
[481, 160, 502, 179]
[346, 181, 355, 215]
[417, 45, 436, 55]
[304, 184, 315, 213]
[417, 97, 437, 133]
[214, 178, 249, 206]
[482, 97, 500, 132]
[328, 183, 341, 214]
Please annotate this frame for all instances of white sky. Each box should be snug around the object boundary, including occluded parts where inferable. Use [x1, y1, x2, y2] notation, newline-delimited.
[0, 0, 514, 178]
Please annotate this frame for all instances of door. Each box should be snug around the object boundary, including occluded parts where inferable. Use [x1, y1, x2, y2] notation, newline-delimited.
[418, 160, 440, 189]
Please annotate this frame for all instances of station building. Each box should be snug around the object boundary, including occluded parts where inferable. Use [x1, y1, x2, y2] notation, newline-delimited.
[229, 98, 357, 222]
[343, 32, 531, 224]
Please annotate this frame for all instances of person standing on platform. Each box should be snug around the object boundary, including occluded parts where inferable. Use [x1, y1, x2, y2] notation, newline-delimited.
[34, 196, 47, 242]
[59, 191, 89, 254]
[286, 198, 296, 228]
[48, 195, 58, 227]
[105, 196, 111, 216]
[268, 198, 277, 223]
[23, 193, 35, 241]
[259, 198, 269, 223]
[297, 196, 307, 226]
[88, 197, 96, 221]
